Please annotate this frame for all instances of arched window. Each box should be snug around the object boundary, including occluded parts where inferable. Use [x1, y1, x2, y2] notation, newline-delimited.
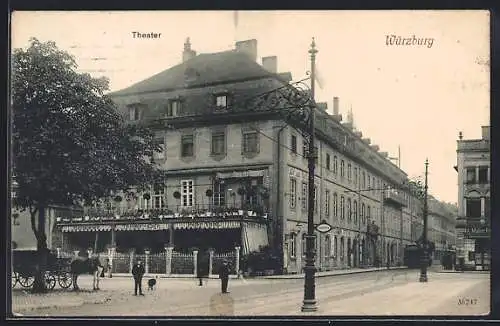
[361, 203, 365, 223]
[302, 233, 307, 256]
[340, 195, 345, 219]
[340, 237, 345, 262]
[333, 156, 338, 174]
[353, 200, 358, 223]
[325, 235, 331, 258]
[290, 233, 297, 258]
[333, 193, 338, 218]
[340, 160, 345, 178]
[333, 236, 337, 259]
[347, 198, 352, 222]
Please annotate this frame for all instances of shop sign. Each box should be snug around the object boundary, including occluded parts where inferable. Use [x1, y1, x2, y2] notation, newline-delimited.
[464, 225, 490, 238]
[315, 221, 332, 234]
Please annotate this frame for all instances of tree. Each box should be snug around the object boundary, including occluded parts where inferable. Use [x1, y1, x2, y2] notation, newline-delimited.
[12, 38, 162, 292]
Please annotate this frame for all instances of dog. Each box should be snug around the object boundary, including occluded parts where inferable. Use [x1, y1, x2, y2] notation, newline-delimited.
[147, 277, 157, 291]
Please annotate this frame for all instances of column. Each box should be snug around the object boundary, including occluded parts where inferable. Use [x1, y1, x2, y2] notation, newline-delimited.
[169, 224, 174, 246]
[208, 250, 214, 276]
[111, 227, 116, 247]
[56, 247, 61, 259]
[107, 247, 115, 277]
[481, 197, 485, 218]
[192, 250, 198, 277]
[145, 250, 150, 274]
[235, 246, 241, 277]
[475, 166, 479, 183]
[129, 250, 135, 274]
[165, 246, 173, 276]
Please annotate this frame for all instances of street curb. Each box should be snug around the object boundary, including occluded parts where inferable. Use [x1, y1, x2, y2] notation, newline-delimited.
[13, 296, 111, 314]
[259, 267, 408, 280]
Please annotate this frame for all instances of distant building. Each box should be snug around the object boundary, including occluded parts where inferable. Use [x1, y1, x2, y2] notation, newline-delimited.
[52, 38, 444, 274]
[427, 197, 457, 263]
[454, 126, 490, 270]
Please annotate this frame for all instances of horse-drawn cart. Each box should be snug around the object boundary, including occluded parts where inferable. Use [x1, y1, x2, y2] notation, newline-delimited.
[12, 249, 73, 290]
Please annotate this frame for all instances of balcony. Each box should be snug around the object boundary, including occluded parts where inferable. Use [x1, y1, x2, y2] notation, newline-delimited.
[383, 188, 406, 208]
[56, 204, 269, 225]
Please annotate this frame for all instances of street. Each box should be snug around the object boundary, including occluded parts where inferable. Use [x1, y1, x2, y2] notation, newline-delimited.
[12, 269, 490, 317]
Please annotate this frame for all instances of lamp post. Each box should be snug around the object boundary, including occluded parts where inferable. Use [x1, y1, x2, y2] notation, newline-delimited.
[419, 158, 429, 282]
[301, 37, 318, 313]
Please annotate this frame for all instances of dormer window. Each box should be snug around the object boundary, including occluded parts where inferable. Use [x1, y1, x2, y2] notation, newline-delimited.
[216, 95, 227, 109]
[167, 99, 182, 117]
[129, 106, 141, 121]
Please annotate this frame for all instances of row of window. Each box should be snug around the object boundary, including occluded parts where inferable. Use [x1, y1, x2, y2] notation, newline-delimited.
[465, 166, 489, 184]
[128, 95, 230, 121]
[290, 134, 394, 200]
[152, 129, 260, 159]
[289, 234, 362, 259]
[288, 177, 372, 224]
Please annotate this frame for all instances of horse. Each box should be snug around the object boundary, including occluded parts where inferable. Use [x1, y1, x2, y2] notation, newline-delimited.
[70, 254, 105, 291]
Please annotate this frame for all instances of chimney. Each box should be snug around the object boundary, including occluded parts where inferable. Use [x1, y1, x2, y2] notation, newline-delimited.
[235, 39, 258, 61]
[481, 126, 490, 140]
[333, 97, 339, 115]
[182, 37, 197, 62]
[262, 56, 277, 73]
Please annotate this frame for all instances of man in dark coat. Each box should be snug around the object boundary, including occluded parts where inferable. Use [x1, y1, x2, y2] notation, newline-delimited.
[218, 259, 230, 293]
[132, 260, 145, 296]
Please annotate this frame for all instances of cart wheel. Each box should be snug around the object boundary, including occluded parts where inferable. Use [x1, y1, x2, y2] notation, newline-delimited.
[11, 272, 18, 288]
[45, 273, 56, 290]
[58, 272, 73, 289]
[18, 275, 35, 288]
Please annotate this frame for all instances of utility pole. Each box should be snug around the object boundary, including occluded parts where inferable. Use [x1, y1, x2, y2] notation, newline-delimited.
[301, 37, 318, 313]
[419, 158, 429, 282]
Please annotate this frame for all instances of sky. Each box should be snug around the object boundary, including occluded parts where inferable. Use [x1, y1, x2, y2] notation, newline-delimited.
[11, 10, 490, 204]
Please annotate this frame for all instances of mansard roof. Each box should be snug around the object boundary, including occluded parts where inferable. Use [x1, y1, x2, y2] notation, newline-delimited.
[109, 50, 274, 97]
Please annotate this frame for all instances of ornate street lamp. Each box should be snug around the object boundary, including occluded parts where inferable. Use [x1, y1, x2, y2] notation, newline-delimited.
[419, 158, 429, 282]
[239, 38, 319, 311]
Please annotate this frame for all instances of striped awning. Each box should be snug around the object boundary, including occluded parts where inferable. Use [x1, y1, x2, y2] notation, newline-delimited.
[216, 170, 265, 179]
[61, 225, 112, 232]
[174, 221, 240, 230]
[115, 224, 169, 231]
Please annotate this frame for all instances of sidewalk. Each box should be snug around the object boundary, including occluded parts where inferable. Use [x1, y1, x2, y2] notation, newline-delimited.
[261, 266, 407, 279]
[108, 266, 407, 280]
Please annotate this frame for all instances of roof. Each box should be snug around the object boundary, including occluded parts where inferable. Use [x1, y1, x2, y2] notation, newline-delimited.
[109, 50, 275, 97]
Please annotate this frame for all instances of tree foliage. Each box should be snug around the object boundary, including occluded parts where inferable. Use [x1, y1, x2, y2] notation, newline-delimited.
[12, 38, 162, 291]
[12, 38, 161, 210]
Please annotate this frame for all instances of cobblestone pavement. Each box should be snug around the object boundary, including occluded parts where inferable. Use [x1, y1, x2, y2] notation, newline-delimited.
[11, 270, 489, 317]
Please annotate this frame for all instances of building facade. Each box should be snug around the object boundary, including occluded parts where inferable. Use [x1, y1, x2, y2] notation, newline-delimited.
[49, 38, 454, 274]
[454, 126, 491, 270]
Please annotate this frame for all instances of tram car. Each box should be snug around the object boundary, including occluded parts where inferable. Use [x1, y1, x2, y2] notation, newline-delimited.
[403, 244, 432, 268]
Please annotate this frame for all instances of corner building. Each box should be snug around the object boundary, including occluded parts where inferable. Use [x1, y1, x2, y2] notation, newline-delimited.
[454, 126, 490, 270]
[53, 39, 432, 274]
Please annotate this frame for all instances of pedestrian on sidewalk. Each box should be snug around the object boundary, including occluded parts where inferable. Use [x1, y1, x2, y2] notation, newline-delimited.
[132, 260, 145, 296]
[219, 259, 230, 293]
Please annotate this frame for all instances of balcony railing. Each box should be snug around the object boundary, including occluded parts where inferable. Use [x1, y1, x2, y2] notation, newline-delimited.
[56, 204, 268, 224]
[383, 188, 406, 207]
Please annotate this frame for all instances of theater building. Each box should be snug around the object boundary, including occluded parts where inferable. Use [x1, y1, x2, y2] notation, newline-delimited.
[454, 126, 491, 270]
[51, 38, 444, 274]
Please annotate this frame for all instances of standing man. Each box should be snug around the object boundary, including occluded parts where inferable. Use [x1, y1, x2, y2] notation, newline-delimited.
[132, 259, 145, 296]
[218, 259, 230, 293]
